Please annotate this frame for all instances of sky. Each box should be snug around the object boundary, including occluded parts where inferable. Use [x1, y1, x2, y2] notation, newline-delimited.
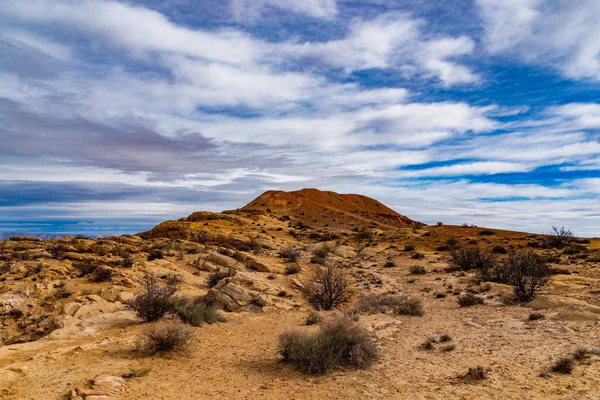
[1, 0, 600, 236]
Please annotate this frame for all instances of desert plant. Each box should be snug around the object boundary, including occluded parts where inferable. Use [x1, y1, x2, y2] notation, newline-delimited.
[460, 366, 487, 381]
[504, 250, 550, 301]
[439, 334, 452, 342]
[127, 274, 178, 322]
[147, 248, 164, 261]
[356, 293, 424, 316]
[479, 229, 495, 236]
[301, 264, 354, 310]
[403, 244, 415, 252]
[572, 348, 591, 362]
[90, 265, 114, 282]
[528, 313, 545, 321]
[551, 356, 575, 374]
[458, 293, 484, 307]
[170, 296, 224, 326]
[49, 243, 67, 259]
[492, 245, 508, 254]
[383, 261, 396, 268]
[279, 245, 300, 262]
[207, 268, 236, 288]
[284, 264, 301, 275]
[121, 253, 135, 268]
[305, 310, 321, 325]
[122, 368, 151, 378]
[138, 317, 194, 354]
[312, 245, 330, 259]
[450, 245, 496, 272]
[409, 265, 426, 275]
[544, 226, 574, 248]
[279, 314, 378, 374]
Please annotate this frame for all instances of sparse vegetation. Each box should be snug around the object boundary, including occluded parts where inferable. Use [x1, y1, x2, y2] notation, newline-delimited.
[504, 250, 550, 301]
[207, 268, 236, 288]
[449, 245, 496, 272]
[301, 264, 354, 310]
[90, 265, 114, 282]
[127, 274, 178, 322]
[122, 368, 151, 378]
[551, 356, 575, 374]
[460, 366, 487, 381]
[409, 265, 426, 275]
[138, 317, 194, 354]
[284, 264, 301, 275]
[279, 314, 378, 374]
[544, 226, 574, 249]
[528, 313, 545, 321]
[170, 296, 224, 326]
[458, 293, 484, 307]
[356, 293, 424, 316]
[279, 245, 301, 262]
[147, 248, 164, 261]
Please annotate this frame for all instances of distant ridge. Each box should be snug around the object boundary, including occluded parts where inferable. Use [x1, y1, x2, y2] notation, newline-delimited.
[0, 232, 71, 241]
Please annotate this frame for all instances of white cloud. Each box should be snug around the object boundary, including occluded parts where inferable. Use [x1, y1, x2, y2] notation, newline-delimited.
[231, 0, 337, 20]
[280, 13, 479, 85]
[2, 30, 72, 60]
[477, 0, 600, 81]
[399, 161, 533, 178]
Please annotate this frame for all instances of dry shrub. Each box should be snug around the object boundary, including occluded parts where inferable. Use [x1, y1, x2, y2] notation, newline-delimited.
[458, 293, 484, 307]
[552, 356, 575, 374]
[170, 296, 225, 326]
[497, 250, 550, 301]
[544, 226, 574, 249]
[207, 268, 235, 288]
[450, 245, 496, 272]
[138, 317, 193, 354]
[356, 293, 424, 316]
[301, 264, 354, 310]
[90, 265, 114, 282]
[147, 248, 164, 261]
[121, 253, 135, 268]
[279, 314, 378, 374]
[127, 274, 178, 322]
[279, 246, 301, 262]
[460, 366, 487, 381]
[284, 264, 301, 275]
[409, 265, 426, 275]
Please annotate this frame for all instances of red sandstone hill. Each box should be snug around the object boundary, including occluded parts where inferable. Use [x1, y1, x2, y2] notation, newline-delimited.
[240, 188, 422, 229]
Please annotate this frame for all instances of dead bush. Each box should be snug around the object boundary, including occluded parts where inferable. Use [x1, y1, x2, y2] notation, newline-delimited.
[409, 265, 426, 275]
[544, 226, 574, 249]
[458, 293, 484, 307]
[449, 245, 496, 272]
[279, 246, 301, 262]
[356, 293, 424, 316]
[312, 245, 330, 259]
[279, 314, 378, 374]
[90, 265, 114, 282]
[284, 264, 301, 275]
[301, 264, 355, 310]
[127, 274, 178, 322]
[147, 248, 164, 261]
[504, 250, 550, 301]
[138, 317, 194, 354]
[459, 366, 487, 381]
[207, 268, 236, 288]
[121, 253, 135, 268]
[551, 356, 575, 374]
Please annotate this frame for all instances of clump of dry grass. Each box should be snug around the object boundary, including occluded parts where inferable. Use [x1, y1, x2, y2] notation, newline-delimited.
[356, 293, 424, 316]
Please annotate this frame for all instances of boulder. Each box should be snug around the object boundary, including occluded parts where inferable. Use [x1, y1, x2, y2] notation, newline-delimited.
[63, 302, 83, 316]
[206, 252, 240, 269]
[205, 280, 263, 312]
[528, 295, 600, 313]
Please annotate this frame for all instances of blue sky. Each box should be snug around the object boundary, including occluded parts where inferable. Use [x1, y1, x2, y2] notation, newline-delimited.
[1, 0, 600, 236]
